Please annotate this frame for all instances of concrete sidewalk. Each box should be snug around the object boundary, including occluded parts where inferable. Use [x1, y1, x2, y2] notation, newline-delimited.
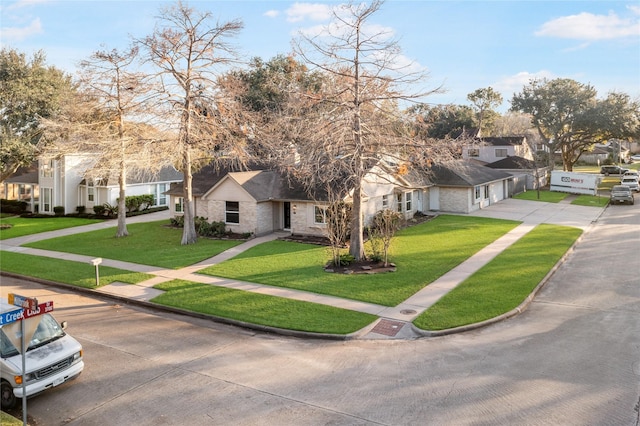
[0, 200, 606, 339]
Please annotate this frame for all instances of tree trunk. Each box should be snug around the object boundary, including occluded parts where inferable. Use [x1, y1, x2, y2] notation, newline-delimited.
[181, 145, 198, 245]
[115, 162, 129, 237]
[349, 181, 365, 261]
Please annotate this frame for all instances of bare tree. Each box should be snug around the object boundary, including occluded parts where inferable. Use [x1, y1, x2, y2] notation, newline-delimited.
[287, 0, 441, 261]
[41, 46, 169, 237]
[137, 1, 244, 245]
[369, 209, 402, 267]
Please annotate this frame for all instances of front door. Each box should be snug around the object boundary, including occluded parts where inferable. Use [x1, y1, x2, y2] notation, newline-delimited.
[283, 202, 291, 230]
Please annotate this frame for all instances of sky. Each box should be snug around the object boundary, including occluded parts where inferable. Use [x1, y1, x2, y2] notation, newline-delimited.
[1, 0, 639, 112]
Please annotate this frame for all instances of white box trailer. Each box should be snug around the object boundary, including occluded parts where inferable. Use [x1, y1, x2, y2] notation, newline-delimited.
[550, 171, 600, 195]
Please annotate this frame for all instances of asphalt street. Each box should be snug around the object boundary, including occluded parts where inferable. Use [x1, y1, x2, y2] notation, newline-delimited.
[2, 198, 639, 425]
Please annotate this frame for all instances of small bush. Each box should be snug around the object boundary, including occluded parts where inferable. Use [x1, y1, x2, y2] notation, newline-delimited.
[93, 205, 106, 216]
[0, 199, 28, 214]
[339, 253, 355, 266]
[76, 206, 86, 214]
[53, 206, 65, 216]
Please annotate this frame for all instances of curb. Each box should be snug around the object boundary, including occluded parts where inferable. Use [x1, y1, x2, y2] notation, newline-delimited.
[0, 271, 356, 341]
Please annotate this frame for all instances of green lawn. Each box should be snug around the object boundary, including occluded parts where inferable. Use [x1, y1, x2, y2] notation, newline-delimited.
[570, 194, 609, 207]
[513, 190, 568, 203]
[199, 215, 520, 306]
[0, 251, 154, 288]
[0, 216, 103, 240]
[413, 224, 582, 331]
[152, 280, 377, 334]
[22, 221, 243, 269]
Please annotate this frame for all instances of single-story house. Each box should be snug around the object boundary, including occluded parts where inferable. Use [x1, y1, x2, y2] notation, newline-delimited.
[484, 156, 550, 194]
[166, 162, 431, 237]
[426, 161, 513, 213]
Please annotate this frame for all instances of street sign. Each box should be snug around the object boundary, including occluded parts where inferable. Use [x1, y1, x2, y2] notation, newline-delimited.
[0, 307, 24, 326]
[22, 301, 54, 320]
[8, 293, 38, 311]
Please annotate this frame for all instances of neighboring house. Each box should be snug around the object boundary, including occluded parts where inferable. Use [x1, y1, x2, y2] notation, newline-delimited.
[2, 154, 182, 214]
[166, 162, 431, 238]
[580, 146, 610, 165]
[426, 161, 512, 213]
[462, 136, 535, 164]
[484, 156, 550, 194]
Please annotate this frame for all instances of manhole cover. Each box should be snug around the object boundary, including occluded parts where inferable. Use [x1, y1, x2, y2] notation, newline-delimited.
[400, 309, 417, 315]
[371, 319, 406, 337]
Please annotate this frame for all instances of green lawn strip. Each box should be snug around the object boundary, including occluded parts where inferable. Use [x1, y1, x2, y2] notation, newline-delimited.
[413, 224, 582, 331]
[22, 220, 242, 269]
[0, 251, 154, 288]
[0, 411, 22, 426]
[570, 194, 609, 207]
[152, 280, 377, 334]
[0, 216, 103, 240]
[199, 215, 520, 307]
[512, 190, 568, 203]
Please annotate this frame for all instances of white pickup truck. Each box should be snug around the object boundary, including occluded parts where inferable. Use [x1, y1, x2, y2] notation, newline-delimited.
[1, 298, 84, 409]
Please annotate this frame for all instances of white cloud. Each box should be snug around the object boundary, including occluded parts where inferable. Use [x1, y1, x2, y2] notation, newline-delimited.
[535, 10, 640, 40]
[494, 70, 555, 95]
[286, 2, 333, 23]
[0, 17, 42, 43]
[264, 9, 279, 18]
[4, 0, 50, 12]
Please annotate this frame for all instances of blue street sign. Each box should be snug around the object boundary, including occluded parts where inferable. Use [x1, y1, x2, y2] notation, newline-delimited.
[0, 307, 24, 326]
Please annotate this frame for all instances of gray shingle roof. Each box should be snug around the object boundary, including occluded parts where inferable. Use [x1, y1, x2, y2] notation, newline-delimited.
[428, 161, 512, 187]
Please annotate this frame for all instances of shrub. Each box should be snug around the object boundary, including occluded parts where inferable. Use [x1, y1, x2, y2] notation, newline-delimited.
[119, 194, 155, 212]
[76, 206, 86, 214]
[0, 199, 28, 214]
[339, 253, 355, 266]
[53, 206, 65, 216]
[93, 205, 106, 216]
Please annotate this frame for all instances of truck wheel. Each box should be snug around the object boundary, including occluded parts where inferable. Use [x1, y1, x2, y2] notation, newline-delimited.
[1, 380, 17, 410]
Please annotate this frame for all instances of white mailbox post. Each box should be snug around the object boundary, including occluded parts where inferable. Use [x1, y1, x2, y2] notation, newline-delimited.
[90, 258, 103, 286]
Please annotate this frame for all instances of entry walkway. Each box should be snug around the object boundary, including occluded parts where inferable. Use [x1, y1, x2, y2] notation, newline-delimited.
[1, 200, 606, 339]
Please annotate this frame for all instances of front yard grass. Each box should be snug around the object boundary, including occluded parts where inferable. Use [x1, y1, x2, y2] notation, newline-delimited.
[198, 215, 520, 307]
[0, 216, 103, 240]
[0, 251, 154, 287]
[151, 280, 377, 334]
[413, 224, 582, 331]
[22, 220, 243, 269]
[512, 190, 568, 203]
[570, 194, 609, 207]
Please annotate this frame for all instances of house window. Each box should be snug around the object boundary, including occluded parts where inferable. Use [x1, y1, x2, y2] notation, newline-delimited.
[382, 194, 389, 208]
[42, 188, 52, 213]
[405, 192, 412, 211]
[156, 184, 167, 206]
[225, 201, 239, 224]
[474, 186, 481, 201]
[483, 185, 489, 200]
[175, 197, 183, 213]
[87, 181, 94, 202]
[396, 193, 403, 212]
[41, 159, 54, 178]
[467, 148, 479, 158]
[314, 205, 327, 224]
[495, 148, 508, 158]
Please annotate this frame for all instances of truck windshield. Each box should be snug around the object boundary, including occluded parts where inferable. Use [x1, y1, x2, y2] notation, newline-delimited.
[0, 314, 66, 358]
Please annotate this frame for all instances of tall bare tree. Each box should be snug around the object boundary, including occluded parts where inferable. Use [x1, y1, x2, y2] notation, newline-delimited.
[137, 1, 244, 245]
[286, 0, 441, 261]
[41, 46, 169, 237]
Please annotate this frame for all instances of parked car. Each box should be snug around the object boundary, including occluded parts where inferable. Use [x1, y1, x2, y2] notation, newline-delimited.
[620, 175, 640, 192]
[1, 299, 84, 409]
[630, 154, 640, 162]
[623, 170, 639, 180]
[610, 185, 635, 205]
[601, 165, 630, 176]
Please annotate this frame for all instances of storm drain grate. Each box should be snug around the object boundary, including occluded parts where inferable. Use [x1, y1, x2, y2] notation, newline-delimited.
[371, 319, 406, 337]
